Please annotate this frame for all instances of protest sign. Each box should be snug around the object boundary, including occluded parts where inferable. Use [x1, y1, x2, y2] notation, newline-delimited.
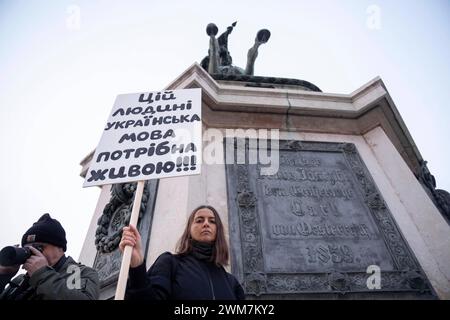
[83, 88, 201, 300]
[83, 88, 202, 187]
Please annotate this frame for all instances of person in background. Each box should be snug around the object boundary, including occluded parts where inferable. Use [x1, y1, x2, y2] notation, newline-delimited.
[0, 213, 100, 300]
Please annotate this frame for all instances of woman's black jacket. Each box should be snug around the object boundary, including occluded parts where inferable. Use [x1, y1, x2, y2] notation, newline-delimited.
[125, 252, 245, 300]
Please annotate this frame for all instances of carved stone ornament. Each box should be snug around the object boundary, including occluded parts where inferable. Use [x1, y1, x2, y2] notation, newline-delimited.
[225, 139, 435, 298]
[328, 272, 350, 293]
[93, 180, 158, 288]
[95, 183, 149, 253]
[245, 272, 267, 297]
[366, 193, 386, 211]
[417, 160, 450, 224]
[286, 140, 303, 151]
[402, 271, 428, 292]
[237, 191, 256, 208]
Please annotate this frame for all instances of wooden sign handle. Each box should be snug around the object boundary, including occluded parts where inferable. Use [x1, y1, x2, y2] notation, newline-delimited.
[114, 180, 145, 300]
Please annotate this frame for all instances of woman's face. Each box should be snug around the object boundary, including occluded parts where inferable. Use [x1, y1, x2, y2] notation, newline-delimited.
[190, 208, 217, 243]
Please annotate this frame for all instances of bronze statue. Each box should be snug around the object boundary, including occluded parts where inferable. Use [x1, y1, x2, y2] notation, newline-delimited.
[418, 160, 450, 223]
[201, 22, 270, 76]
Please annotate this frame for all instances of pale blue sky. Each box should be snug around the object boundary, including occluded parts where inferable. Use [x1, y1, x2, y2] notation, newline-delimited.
[0, 0, 449, 259]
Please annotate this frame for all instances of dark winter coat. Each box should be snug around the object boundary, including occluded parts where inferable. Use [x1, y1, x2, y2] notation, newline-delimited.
[126, 252, 245, 300]
[0, 255, 99, 300]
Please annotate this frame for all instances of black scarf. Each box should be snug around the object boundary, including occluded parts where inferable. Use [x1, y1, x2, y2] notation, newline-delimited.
[191, 240, 214, 261]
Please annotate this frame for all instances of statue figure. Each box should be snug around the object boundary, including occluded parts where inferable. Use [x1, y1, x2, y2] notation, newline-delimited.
[201, 22, 270, 76]
[434, 189, 450, 222]
[245, 29, 271, 76]
[417, 160, 450, 223]
[217, 21, 236, 67]
[418, 160, 437, 192]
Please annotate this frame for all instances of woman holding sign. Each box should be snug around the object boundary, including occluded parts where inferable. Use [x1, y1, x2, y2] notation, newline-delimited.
[119, 205, 245, 300]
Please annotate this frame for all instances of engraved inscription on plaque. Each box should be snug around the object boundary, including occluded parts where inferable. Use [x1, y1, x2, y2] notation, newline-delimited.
[259, 150, 392, 273]
[225, 139, 434, 297]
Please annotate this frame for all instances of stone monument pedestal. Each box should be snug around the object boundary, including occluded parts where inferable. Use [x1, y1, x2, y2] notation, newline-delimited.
[79, 64, 450, 299]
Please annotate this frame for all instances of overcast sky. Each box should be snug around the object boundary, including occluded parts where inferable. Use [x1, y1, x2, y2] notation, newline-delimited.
[0, 0, 449, 261]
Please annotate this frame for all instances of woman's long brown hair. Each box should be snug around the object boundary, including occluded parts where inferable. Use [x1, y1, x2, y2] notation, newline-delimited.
[176, 205, 229, 266]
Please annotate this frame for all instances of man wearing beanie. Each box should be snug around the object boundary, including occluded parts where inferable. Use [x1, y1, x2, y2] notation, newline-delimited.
[0, 214, 100, 300]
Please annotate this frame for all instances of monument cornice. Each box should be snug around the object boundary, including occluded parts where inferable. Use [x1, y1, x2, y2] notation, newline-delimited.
[80, 63, 422, 179]
[165, 63, 423, 175]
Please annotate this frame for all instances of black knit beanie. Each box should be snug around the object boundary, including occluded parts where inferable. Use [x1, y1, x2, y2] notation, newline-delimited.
[21, 213, 67, 251]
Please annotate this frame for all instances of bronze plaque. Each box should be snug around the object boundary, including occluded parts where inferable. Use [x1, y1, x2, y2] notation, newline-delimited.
[225, 139, 434, 298]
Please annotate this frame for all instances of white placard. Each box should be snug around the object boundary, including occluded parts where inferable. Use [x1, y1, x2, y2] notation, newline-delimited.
[83, 88, 202, 187]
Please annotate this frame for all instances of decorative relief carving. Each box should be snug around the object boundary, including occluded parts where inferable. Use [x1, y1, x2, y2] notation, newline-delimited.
[417, 160, 450, 224]
[339, 143, 417, 272]
[342, 143, 357, 154]
[237, 191, 256, 208]
[94, 250, 122, 283]
[402, 271, 427, 292]
[366, 193, 386, 210]
[286, 140, 304, 151]
[93, 181, 157, 285]
[328, 272, 350, 293]
[245, 272, 267, 296]
[95, 183, 149, 253]
[235, 162, 266, 294]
